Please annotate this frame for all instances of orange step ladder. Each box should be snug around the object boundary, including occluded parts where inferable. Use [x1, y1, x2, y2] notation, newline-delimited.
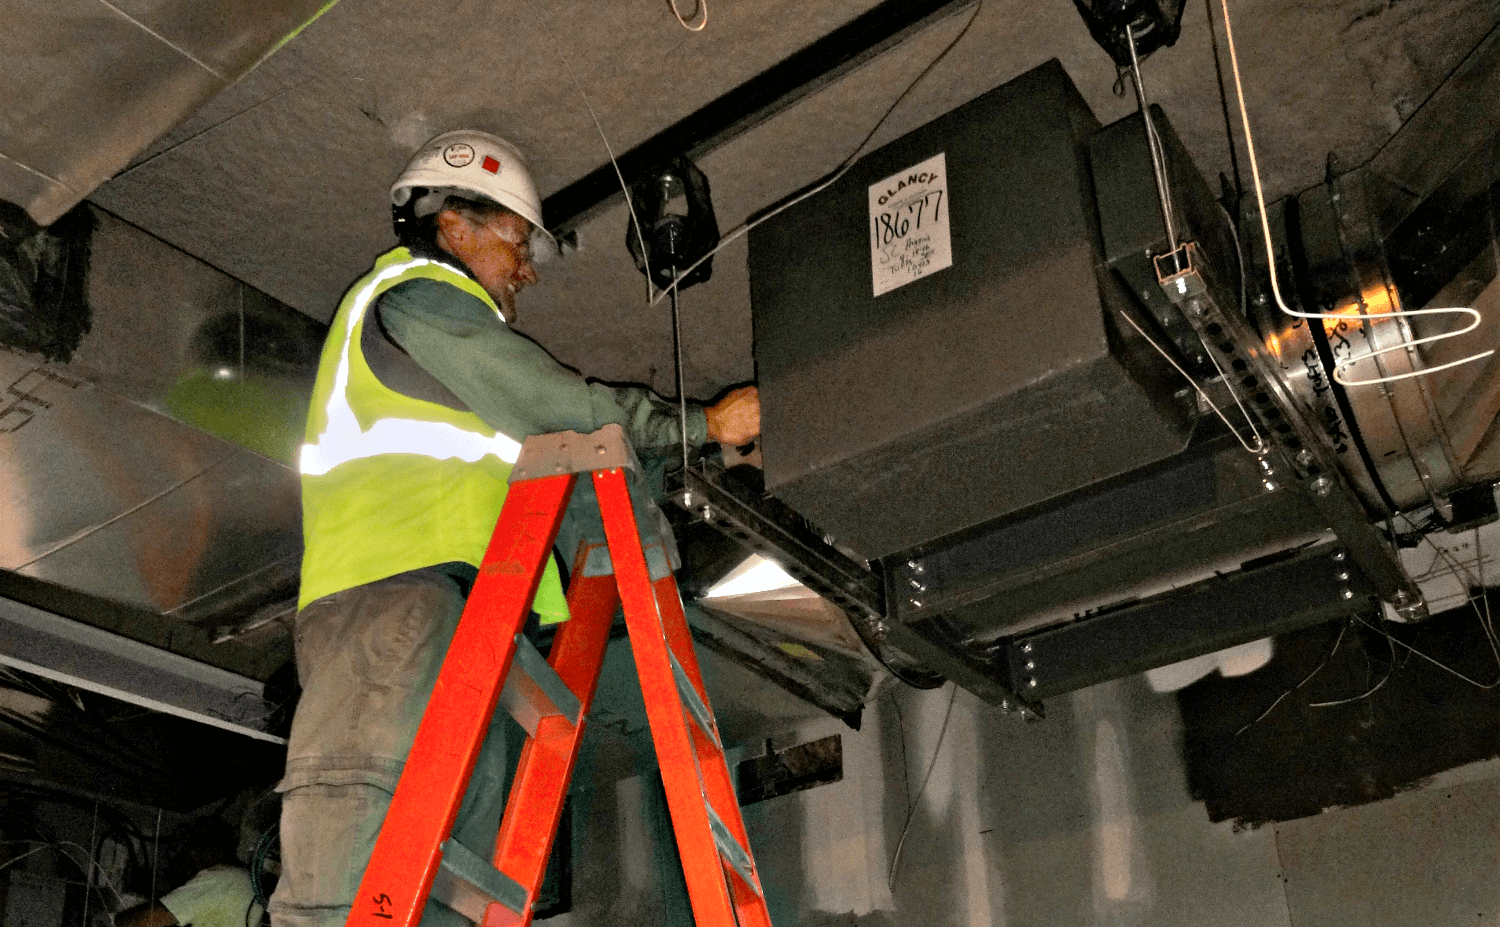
[344, 425, 773, 927]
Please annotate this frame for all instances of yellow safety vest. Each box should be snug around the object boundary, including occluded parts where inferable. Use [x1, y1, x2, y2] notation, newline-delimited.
[297, 247, 570, 621]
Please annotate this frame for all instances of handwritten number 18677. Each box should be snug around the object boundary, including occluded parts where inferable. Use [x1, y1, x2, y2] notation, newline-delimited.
[873, 190, 943, 248]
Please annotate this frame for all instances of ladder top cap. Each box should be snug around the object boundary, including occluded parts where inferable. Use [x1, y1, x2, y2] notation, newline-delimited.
[511, 423, 642, 483]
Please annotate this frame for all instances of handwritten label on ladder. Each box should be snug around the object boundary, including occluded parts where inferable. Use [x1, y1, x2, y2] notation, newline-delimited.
[868, 152, 952, 297]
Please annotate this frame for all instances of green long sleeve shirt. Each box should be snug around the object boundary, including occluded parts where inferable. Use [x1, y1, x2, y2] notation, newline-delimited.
[375, 277, 708, 451]
[373, 274, 704, 577]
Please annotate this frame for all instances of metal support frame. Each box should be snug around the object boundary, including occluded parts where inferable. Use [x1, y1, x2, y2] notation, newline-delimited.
[1154, 243, 1418, 606]
[1004, 542, 1373, 699]
[668, 463, 955, 691]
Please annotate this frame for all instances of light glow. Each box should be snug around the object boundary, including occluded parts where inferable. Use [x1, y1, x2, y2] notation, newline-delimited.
[703, 554, 802, 599]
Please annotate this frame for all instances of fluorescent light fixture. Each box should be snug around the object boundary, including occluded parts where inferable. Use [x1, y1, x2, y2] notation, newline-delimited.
[704, 554, 802, 599]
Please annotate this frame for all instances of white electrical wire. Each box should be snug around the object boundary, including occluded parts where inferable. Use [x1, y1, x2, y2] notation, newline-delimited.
[1119, 310, 1265, 453]
[1217, 0, 1495, 388]
[649, 1, 985, 306]
[670, 0, 707, 32]
[0, 840, 124, 902]
[887, 682, 958, 888]
[578, 88, 658, 305]
[530, 1, 658, 304]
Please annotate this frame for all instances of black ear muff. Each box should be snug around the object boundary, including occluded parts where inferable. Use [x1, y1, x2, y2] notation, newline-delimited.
[391, 186, 426, 242]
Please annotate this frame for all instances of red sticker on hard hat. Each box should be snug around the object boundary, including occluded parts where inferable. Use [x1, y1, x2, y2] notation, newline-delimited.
[481, 155, 501, 174]
[443, 144, 475, 167]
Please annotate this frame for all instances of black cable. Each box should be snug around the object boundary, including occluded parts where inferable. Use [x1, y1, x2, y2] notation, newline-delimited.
[249, 825, 278, 911]
[0, 711, 161, 788]
[1203, 0, 1243, 212]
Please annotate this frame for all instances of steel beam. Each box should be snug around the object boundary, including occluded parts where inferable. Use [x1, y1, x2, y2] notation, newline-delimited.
[543, 0, 977, 234]
[0, 595, 285, 743]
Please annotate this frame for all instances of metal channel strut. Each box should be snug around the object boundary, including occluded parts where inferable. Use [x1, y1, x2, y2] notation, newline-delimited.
[669, 465, 1038, 710]
[1154, 244, 1418, 608]
[670, 465, 882, 616]
[669, 465, 921, 684]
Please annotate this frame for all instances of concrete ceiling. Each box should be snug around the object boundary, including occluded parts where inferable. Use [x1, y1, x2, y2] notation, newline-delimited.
[89, 0, 1500, 400]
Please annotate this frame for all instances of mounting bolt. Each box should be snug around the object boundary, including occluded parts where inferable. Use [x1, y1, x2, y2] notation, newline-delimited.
[596, 445, 607, 455]
[1296, 449, 1315, 468]
[681, 490, 695, 509]
[1027, 677, 1039, 688]
[1000, 699, 1011, 712]
[1337, 571, 1350, 581]
[1333, 550, 1346, 562]
[1188, 298, 1206, 317]
[1263, 480, 1278, 492]
[1311, 475, 1334, 497]
[909, 579, 926, 592]
[1025, 660, 1036, 671]
[700, 505, 714, 522]
[1340, 588, 1354, 600]
[1022, 642, 1034, 654]
[907, 560, 925, 574]
[1391, 590, 1429, 622]
[910, 599, 923, 609]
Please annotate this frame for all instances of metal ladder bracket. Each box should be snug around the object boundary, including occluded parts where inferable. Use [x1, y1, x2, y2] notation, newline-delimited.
[499, 634, 582, 737]
[668, 649, 720, 748]
[705, 803, 760, 895]
[432, 839, 528, 924]
[510, 423, 641, 483]
[576, 542, 675, 581]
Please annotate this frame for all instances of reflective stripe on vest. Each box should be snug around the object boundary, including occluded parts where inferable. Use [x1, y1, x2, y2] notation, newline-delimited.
[298, 256, 522, 476]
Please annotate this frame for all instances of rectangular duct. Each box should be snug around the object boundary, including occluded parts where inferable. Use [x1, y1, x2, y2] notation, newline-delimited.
[749, 60, 1196, 560]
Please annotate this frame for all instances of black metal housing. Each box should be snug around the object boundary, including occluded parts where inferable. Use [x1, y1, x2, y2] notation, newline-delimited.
[750, 61, 1196, 561]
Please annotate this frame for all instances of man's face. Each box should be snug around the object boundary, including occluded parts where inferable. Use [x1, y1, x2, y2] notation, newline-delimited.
[443, 209, 538, 323]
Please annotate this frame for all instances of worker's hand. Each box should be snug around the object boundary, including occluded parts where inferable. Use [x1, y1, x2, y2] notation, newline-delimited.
[705, 386, 760, 447]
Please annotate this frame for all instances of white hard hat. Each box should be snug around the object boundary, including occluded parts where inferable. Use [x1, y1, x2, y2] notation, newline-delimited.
[391, 130, 553, 243]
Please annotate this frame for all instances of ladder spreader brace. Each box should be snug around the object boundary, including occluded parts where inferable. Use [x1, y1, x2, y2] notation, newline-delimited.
[345, 424, 773, 927]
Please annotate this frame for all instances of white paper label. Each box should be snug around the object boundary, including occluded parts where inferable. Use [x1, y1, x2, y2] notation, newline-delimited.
[868, 152, 953, 297]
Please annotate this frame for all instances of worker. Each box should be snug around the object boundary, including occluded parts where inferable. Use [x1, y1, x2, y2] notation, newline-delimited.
[115, 821, 263, 927]
[268, 130, 759, 927]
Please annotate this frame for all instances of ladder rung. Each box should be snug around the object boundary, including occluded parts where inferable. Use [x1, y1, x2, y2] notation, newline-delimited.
[499, 634, 582, 737]
[704, 803, 761, 896]
[432, 838, 528, 923]
[574, 542, 674, 580]
[668, 649, 719, 747]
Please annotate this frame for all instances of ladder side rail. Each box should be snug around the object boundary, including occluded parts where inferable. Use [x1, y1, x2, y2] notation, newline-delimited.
[653, 573, 773, 927]
[485, 542, 621, 927]
[346, 474, 578, 927]
[591, 467, 742, 927]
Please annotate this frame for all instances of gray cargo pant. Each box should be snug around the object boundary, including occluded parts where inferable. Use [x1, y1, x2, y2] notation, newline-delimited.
[269, 569, 510, 927]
